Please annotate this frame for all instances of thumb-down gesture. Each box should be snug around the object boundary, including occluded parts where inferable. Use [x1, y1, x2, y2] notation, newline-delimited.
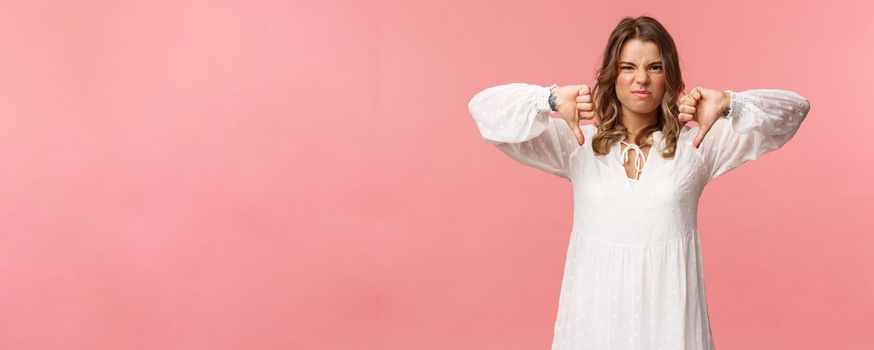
[677, 86, 732, 149]
[552, 84, 596, 146]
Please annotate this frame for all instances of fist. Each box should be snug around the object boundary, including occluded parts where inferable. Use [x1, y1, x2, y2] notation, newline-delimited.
[552, 84, 595, 146]
[677, 86, 731, 149]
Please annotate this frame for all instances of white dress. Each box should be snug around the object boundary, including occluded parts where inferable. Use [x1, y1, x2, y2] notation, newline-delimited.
[467, 83, 810, 350]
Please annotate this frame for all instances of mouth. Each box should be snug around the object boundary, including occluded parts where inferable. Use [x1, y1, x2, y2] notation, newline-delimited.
[632, 90, 651, 99]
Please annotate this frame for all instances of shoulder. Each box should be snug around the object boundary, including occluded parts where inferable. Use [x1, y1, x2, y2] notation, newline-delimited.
[582, 123, 597, 138]
[679, 124, 694, 141]
[678, 118, 735, 153]
[677, 123, 703, 150]
[548, 119, 597, 143]
[680, 118, 732, 140]
[679, 119, 728, 140]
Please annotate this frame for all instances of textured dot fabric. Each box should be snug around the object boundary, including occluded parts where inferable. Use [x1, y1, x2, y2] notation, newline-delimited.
[467, 83, 810, 350]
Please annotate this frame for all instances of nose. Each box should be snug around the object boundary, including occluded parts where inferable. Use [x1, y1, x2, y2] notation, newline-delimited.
[634, 67, 650, 84]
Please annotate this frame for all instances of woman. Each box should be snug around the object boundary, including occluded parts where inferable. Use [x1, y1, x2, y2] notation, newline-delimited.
[467, 16, 810, 349]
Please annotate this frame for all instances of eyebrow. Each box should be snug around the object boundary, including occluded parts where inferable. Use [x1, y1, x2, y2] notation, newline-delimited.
[620, 61, 663, 65]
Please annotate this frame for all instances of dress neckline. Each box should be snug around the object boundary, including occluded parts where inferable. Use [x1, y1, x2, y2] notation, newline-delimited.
[619, 140, 649, 180]
[612, 131, 663, 195]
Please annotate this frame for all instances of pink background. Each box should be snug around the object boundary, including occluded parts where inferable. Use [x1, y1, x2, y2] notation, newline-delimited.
[0, 0, 871, 349]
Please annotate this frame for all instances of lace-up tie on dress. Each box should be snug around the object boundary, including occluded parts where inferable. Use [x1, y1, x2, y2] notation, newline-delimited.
[620, 140, 647, 180]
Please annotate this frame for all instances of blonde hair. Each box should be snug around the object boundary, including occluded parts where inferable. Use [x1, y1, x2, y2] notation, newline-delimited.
[590, 15, 685, 159]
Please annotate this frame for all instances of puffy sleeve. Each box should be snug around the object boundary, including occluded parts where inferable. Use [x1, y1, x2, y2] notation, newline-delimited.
[467, 83, 581, 179]
[697, 89, 811, 181]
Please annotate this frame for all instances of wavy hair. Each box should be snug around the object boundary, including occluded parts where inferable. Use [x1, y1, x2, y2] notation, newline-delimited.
[590, 15, 684, 159]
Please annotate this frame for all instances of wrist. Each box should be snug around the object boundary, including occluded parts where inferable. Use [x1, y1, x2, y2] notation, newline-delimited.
[720, 90, 733, 117]
[548, 83, 559, 112]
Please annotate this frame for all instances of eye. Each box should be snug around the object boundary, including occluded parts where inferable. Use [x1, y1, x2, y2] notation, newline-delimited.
[621, 66, 633, 70]
[650, 65, 663, 71]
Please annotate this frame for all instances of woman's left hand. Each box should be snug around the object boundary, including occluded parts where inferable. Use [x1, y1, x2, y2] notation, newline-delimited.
[677, 87, 731, 148]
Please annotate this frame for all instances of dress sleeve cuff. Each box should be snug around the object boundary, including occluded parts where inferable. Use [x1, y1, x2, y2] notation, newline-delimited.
[534, 85, 554, 114]
[724, 89, 745, 119]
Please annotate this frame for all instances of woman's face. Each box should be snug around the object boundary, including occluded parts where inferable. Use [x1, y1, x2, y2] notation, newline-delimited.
[615, 38, 666, 117]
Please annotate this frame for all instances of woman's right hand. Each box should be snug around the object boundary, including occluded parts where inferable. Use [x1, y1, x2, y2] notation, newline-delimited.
[552, 84, 595, 146]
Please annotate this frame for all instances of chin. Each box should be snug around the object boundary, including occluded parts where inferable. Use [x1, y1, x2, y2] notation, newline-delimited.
[623, 104, 659, 115]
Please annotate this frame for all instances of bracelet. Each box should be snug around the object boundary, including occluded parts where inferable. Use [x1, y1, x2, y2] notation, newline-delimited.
[721, 89, 733, 117]
[548, 83, 559, 112]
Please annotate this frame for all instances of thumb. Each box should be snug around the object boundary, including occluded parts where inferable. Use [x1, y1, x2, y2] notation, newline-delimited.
[693, 124, 711, 149]
[571, 123, 585, 146]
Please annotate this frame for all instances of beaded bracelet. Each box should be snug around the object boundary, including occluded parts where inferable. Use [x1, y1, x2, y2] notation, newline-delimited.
[548, 83, 559, 112]
[721, 89, 733, 117]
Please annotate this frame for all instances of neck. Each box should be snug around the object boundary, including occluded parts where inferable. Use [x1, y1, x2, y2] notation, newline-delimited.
[621, 109, 658, 142]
